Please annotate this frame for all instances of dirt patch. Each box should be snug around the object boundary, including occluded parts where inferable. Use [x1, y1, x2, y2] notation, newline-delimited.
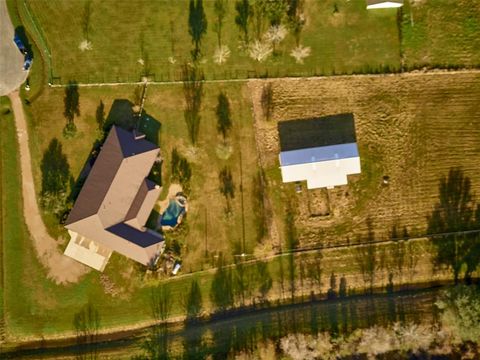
[249, 71, 480, 248]
[9, 91, 89, 284]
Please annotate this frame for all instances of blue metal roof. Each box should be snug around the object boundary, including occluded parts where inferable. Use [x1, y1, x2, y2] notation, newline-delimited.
[280, 142, 359, 166]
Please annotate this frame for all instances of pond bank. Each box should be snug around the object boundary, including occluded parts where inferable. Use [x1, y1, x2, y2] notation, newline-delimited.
[1, 280, 455, 359]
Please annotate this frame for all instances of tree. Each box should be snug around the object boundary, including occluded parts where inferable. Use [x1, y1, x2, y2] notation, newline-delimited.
[307, 255, 322, 294]
[252, 170, 267, 243]
[436, 285, 480, 343]
[354, 219, 377, 294]
[151, 284, 172, 323]
[287, 252, 296, 302]
[327, 272, 337, 299]
[171, 148, 192, 193]
[233, 261, 247, 306]
[285, 201, 298, 250]
[215, 92, 232, 143]
[182, 64, 204, 145]
[219, 166, 235, 213]
[95, 100, 105, 132]
[390, 224, 407, 286]
[73, 301, 100, 360]
[210, 256, 234, 312]
[41, 138, 71, 217]
[287, 0, 305, 46]
[339, 275, 347, 298]
[81, 0, 92, 41]
[188, 0, 208, 61]
[235, 0, 252, 45]
[261, 83, 274, 121]
[264, 0, 288, 26]
[428, 168, 478, 283]
[251, 0, 267, 40]
[256, 261, 272, 303]
[63, 81, 80, 137]
[213, 0, 227, 46]
[184, 278, 203, 320]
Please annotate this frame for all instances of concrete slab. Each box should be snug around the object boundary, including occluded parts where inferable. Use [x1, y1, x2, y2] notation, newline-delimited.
[0, 0, 28, 96]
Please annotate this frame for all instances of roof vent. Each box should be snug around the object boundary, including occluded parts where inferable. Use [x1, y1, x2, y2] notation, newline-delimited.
[133, 130, 146, 141]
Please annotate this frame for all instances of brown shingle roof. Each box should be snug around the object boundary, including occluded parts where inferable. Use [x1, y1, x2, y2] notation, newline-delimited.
[65, 126, 163, 265]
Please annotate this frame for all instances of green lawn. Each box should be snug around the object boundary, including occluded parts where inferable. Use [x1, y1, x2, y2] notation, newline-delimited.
[22, 0, 400, 84]
[402, 0, 480, 69]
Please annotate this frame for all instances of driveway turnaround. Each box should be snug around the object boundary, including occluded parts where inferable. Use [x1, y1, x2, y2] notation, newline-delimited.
[9, 90, 90, 284]
[0, 0, 28, 96]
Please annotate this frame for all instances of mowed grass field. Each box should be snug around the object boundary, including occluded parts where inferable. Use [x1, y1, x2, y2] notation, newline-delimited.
[402, 0, 480, 69]
[24, 0, 400, 83]
[249, 72, 480, 248]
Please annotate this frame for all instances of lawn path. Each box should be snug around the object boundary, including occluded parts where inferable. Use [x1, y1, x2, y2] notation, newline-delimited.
[8, 90, 89, 284]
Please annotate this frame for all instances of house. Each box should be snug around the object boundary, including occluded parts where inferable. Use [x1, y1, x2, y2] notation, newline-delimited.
[278, 113, 361, 190]
[64, 126, 165, 271]
[366, 0, 403, 9]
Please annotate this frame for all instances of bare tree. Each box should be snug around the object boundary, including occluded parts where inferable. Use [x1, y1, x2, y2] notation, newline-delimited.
[261, 83, 274, 121]
[81, 0, 93, 41]
[73, 301, 100, 360]
[354, 219, 377, 294]
[213, 0, 227, 46]
[151, 283, 172, 323]
[182, 64, 204, 145]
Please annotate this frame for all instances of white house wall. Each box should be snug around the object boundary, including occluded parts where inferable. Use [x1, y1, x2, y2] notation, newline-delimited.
[280, 157, 361, 189]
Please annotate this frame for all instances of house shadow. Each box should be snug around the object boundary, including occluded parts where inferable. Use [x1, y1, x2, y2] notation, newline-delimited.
[104, 99, 160, 145]
[68, 99, 161, 204]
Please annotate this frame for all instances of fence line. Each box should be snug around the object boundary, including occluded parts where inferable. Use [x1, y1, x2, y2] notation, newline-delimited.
[161, 228, 480, 283]
[47, 68, 480, 88]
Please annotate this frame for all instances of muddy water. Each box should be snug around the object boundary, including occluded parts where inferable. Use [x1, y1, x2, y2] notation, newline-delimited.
[4, 286, 445, 359]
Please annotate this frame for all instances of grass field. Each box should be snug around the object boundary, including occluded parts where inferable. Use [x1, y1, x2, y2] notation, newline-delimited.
[249, 72, 480, 248]
[2, 79, 463, 342]
[402, 0, 480, 69]
[22, 0, 400, 84]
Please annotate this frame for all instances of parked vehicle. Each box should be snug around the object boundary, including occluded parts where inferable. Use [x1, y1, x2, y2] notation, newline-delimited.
[23, 53, 33, 71]
[13, 34, 26, 54]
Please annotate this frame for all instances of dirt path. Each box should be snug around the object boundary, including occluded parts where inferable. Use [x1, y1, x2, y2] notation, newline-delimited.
[8, 91, 89, 284]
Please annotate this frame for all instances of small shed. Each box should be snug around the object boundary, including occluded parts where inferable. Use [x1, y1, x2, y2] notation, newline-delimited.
[366, 0, 404, 9]
[278, 113, 361, 190]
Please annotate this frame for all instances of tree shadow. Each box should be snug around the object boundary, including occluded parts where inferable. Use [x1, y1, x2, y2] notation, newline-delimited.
[68, 99, 161, 203]
[427, 168, 480, 283]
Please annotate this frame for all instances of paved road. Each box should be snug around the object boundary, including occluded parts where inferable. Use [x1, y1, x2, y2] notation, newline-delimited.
[0, 0, 28, 96]
[9, 91, 89, 284]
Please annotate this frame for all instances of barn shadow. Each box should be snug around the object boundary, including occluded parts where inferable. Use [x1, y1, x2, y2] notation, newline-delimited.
[67, 99, 161, 205]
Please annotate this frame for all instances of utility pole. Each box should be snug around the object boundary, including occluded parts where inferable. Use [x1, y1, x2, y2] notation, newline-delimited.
[239, 149, 246, 255]
[204, 207, 208, 258]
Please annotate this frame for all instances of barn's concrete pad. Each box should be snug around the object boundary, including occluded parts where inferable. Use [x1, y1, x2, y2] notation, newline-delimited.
[0, 0, 28, 96]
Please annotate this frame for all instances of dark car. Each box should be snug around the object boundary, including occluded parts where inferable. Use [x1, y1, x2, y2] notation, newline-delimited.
[23, 52, 33, 71]
[13, 34, 26, 54]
